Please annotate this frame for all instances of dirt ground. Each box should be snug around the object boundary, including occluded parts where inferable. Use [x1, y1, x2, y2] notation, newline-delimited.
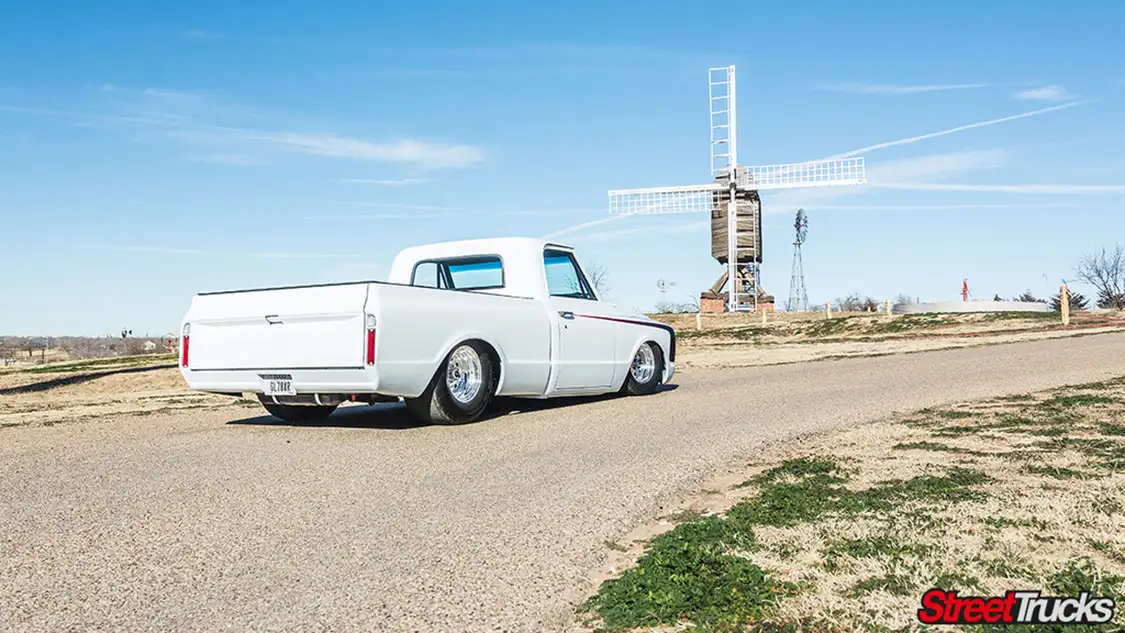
[0, 356, 252, 428]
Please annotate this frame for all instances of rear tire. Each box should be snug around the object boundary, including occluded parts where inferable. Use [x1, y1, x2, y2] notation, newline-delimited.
[262, 403, 338, 422]
[404, 341, 496, 425]
[622, 341, 664, 396]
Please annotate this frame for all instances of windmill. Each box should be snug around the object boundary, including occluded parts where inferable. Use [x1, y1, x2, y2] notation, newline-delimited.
[608, 65, 867, 311]
[787, 208, 810, 312]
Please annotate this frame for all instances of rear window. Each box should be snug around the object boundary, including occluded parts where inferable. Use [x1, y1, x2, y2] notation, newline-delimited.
[411, 255, 504, 290]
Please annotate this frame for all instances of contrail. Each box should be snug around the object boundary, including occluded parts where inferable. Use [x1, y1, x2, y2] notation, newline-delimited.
[825, 101, 1088, 159]
[541, 216, 623, 239]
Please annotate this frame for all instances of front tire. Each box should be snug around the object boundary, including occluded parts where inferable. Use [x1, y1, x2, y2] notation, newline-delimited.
[404, 341, 496, 425]
[262, 403, 338, 422]
[622, 341, 664, 396]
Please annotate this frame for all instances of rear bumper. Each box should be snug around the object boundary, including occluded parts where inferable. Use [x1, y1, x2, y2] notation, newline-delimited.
[181, 367, 378, 394]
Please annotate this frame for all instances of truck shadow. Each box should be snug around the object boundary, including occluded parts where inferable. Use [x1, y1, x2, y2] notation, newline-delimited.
[0, 364, 178, 396]
[226, 383, 679, 429]
[227, 402, 429, 430]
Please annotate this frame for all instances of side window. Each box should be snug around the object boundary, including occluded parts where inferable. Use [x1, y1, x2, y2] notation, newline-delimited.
[446, 256, 504, 290]
[411, 262, 443, 288]
[544, 249, 595, 299]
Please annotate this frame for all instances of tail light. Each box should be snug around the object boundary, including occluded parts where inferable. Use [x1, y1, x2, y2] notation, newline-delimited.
[181, 323, 190, 368]
[365, 314, 376, 365]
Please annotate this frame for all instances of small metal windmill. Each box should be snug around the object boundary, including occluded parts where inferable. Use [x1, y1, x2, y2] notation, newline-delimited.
[786, 209, 810, 312]
[608, 65, 867, 311]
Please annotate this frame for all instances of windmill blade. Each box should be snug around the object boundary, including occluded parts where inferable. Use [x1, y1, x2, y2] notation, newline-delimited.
[608, 183, 722, 215]
[738, 157, 866, 191]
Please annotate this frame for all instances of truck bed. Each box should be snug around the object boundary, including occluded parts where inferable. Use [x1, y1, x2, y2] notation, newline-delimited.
[181, 280, 553, 399]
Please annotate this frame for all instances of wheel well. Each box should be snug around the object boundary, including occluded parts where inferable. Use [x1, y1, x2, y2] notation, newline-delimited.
[459, 338, 502, 396]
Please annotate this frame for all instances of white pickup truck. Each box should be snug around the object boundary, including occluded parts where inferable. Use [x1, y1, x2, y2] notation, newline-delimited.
[178, 237, 675, 424]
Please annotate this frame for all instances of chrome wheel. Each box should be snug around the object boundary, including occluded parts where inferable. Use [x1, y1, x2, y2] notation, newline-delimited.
[630, 344, 656, 384]
[446, 345, 483, 404]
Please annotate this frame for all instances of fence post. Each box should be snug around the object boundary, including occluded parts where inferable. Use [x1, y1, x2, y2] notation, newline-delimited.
[1061, 283, 1070, 326]
[826, 301, 832, 319]
[696, 312, 702, 331]
[885, 299, 892, 316]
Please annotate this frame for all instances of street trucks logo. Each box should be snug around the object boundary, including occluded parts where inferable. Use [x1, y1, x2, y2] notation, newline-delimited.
[918, 588, 1116, 625]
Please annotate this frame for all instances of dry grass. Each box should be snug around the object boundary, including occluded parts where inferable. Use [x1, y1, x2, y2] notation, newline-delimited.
[579, 377, 1125, 632]
[657, 310, 1125, 370]
[0, 356, 252, 428]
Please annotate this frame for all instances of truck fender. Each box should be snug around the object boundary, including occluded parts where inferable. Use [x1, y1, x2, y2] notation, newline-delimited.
[622, 331, 672, 387]
[428, 332, 508, 395]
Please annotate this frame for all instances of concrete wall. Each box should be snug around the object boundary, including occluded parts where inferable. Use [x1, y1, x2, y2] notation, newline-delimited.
[893, 301, 1050, 315]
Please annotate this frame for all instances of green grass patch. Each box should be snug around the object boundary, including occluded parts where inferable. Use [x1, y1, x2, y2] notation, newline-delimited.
[892, 440, 962, 452]
[799, 317, 856, 338]
[731, 459, 990, 527]
[980, 311, 1059, 322]
[847, 572, 915, 597]
[1022, 464, 1089, 480]
[821, 534, 932, 572]
[577, 515, 788, 632]
[1042, 393, 1121, 408]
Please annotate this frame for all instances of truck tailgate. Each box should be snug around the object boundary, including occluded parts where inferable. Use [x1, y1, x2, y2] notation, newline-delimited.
[186, 283, 371, 371]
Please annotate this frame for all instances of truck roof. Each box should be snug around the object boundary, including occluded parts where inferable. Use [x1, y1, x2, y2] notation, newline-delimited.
[387, 236, 579, 298]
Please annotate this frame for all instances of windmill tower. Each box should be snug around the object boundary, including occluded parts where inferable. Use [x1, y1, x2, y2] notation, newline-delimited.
[608, 65, 867, 312]
[786, 208, 810, 312]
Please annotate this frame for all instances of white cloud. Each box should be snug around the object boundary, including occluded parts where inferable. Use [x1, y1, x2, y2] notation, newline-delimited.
[823, 82, 990, 94]
[826, 102, 1085, 159]
[871, 183, 1125, 194]
[764, 149, 1009, 213]
[867, 149, 1007, 182]
[82, 244, 368, 259]
[339, 177, 428, 186]
[308, 203, 593, 220]
[1012, 85, 1072, 101]
[241, 132, 484, 168]
[1, 88, 486, 169]
[808, 203, 1081, 210]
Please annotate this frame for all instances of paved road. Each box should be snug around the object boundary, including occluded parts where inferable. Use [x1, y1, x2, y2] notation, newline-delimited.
[4, 333, 1125, 633]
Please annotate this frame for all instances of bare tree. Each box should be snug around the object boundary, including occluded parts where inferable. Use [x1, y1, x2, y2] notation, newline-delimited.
[586, 260, 610, 296]
[892, 293, 914, 309]
[1076, 244, 1125, 310]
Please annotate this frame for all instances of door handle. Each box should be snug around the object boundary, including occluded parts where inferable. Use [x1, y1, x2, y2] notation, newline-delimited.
[558, 311, 574, 320]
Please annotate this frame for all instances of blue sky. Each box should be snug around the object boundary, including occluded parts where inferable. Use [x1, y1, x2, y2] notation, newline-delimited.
[2, 0, 1124, 336]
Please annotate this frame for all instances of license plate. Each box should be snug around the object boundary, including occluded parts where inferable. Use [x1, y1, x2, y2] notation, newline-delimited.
[261, 377, 297, 396]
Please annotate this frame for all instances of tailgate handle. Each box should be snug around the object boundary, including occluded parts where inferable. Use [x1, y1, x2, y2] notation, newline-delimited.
[558, 311, 574, 320]
[264, 314, 283, 325]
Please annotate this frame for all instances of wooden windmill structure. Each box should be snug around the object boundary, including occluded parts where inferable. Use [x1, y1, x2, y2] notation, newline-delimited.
[608, 65, 868, 311]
